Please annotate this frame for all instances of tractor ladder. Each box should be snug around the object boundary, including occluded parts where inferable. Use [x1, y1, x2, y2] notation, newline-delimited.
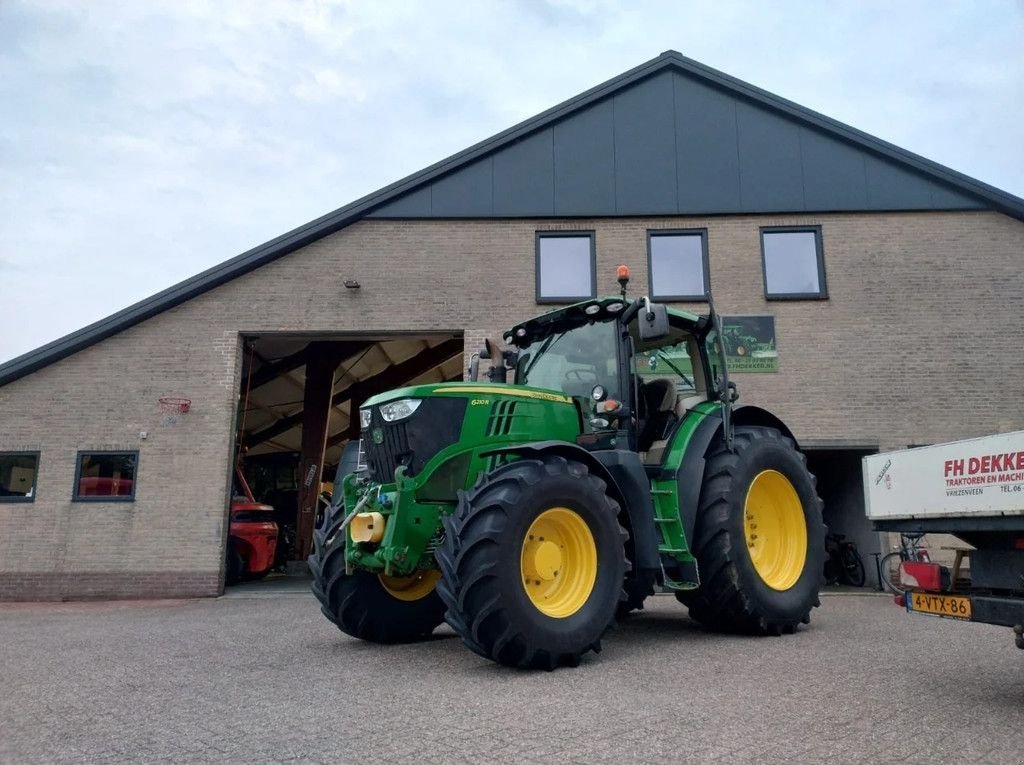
[648, 478, 699, 592]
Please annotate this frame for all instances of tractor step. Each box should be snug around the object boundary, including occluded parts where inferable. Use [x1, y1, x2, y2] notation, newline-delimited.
[648, 478, 694, 565]
[662, 577, 697, 592]
[661, 559, 700, 591]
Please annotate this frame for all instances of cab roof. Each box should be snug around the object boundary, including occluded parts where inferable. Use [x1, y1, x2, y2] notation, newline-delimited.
[504, 297, 704, 347]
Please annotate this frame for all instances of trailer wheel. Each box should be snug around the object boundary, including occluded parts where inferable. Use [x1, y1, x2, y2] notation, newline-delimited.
[436, 455, 627, 669]
[678, 426, 825, 634]
[309, 500, 445, 642]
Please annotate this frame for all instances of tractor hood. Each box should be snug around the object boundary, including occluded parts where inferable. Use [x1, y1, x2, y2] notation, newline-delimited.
[362, 381, 573, 409]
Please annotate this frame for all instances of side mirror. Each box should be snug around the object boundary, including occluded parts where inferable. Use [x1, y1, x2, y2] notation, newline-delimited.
[639, 302, 670, 341]
[470, 338, 516, 383]
[484, 337, 518, 383]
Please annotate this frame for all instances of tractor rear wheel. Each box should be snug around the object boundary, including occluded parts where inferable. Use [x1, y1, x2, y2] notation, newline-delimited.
[677, 426, 825, 635]
[309, 500, 445, 643]
[436, 455, 626, 669]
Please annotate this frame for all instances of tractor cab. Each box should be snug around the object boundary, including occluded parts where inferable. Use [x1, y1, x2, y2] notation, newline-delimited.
[486, 293, 719, 462]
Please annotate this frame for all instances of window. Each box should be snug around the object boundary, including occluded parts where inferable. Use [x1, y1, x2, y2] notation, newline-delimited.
[647, 229, 709, 301]
[0, 452, 39, 501]
[536, 232, 596, 302]
[760, 227, 827, 299]
[73, 451, 138, 501]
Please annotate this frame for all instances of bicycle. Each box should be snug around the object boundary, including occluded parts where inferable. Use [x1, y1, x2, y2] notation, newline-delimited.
[823, 532, 866, 587]
[878, 533, 931, 595]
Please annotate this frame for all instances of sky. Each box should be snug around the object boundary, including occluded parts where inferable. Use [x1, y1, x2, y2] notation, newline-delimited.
[1, 0, 1022, 363]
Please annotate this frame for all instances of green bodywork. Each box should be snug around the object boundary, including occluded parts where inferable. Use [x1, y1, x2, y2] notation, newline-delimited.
[342, 381, 583, 577]
[338, 297, 725, 586]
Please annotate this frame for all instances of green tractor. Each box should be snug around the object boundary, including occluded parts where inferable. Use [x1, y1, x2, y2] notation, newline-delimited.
[721, 324, 760, 357]
[310, 272, 825, 669]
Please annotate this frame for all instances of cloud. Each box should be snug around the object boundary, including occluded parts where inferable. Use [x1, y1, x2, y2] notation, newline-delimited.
[0, 0, 1021, 362]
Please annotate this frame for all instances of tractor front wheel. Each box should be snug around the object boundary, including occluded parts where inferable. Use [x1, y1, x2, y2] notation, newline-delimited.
[436, 455, 626, 669]
[678, 426, 825, 635]
[309, 502, 445, 643]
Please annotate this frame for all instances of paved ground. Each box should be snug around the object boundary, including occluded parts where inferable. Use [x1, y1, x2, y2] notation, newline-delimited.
[2, 588, 1022, 764]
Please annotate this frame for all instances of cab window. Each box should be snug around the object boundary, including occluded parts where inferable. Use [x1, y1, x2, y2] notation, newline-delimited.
[630, 326, 709, 461]
[515, 320, 621, 433]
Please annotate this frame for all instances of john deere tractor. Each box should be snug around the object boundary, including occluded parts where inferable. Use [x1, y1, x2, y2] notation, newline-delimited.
[310, 271, 825, 669]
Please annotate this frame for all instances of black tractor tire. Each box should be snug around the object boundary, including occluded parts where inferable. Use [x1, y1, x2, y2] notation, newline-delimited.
[677, 426, 825, 635]
[436, 455, 627, 670]
[225, 538, 244, 586]
[617, 572, 655, 618]
[308, 498, 445, 643]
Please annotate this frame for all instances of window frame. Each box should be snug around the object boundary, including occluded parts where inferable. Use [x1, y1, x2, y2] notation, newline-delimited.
[759, 225, 828, 300]
[0, 450, 41, 503]
[72, 450, 139, 503]
[646, 228, 711, 302]
[535, 230, 597, 304]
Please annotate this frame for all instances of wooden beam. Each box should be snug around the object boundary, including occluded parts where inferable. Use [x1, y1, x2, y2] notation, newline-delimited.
[294, 353, 338, 561]
[249, 337, 463, 448]
[249, 341, 371, 390]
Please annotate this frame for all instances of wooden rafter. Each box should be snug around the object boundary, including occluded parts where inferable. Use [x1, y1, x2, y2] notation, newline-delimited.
[247, 337, 463, 448]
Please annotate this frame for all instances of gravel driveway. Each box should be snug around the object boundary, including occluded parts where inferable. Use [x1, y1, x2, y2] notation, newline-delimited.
[2, 588, 1021, 763]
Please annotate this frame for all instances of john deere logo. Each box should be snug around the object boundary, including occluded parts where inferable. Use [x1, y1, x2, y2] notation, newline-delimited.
[372, 428, 384, 445]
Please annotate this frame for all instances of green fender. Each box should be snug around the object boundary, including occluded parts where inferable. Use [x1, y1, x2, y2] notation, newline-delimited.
[479, 441, 663, 575]
[675, 405, 799, 544]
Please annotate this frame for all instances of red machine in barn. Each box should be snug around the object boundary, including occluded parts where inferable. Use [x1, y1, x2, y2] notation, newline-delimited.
[225, 466, 279, 585]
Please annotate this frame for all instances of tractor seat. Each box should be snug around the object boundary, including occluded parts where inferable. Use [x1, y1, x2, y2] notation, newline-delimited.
[638, 379, 677, 453]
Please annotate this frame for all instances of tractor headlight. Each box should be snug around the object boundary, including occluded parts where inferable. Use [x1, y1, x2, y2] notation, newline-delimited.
[379, 398, 422, 422]
[359, 408, 372, 429]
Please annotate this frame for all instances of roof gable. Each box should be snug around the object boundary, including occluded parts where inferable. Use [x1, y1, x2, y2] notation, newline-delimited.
[1, 50, 1022, 388]
[367, 62, 990, 219]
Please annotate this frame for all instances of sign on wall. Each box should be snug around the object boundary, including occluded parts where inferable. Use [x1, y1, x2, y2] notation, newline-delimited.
[720, 315, 777, 373]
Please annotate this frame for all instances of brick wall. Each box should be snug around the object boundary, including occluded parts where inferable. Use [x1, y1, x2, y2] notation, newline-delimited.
[1, 210, 1022, 600]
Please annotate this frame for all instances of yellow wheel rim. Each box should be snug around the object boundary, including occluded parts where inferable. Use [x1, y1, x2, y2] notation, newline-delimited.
[378, 570, 440, 602]
[520, 507, 597, 618]
[744, 470, 808, 591]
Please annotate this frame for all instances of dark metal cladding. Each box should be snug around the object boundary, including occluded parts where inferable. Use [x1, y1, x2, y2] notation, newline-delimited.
[362, 397, 468, 482]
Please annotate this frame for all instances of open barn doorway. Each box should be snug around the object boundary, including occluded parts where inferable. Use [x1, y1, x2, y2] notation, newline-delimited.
[224, 332, 464, 588]
[805, 447, 881, 590]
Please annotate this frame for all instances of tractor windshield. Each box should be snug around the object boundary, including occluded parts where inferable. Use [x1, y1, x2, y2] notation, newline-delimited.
[515, 320, 621, 403]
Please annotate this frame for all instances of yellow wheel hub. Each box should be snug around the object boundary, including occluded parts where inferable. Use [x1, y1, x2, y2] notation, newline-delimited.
[744, 470, 808, 591]
[379, 570, 440, 602]
[521, 507, 597, 618]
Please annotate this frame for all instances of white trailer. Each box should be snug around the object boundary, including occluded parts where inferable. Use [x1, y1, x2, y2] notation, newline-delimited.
[863, 431, 1024, 648]
[864, 430, 1024, 523]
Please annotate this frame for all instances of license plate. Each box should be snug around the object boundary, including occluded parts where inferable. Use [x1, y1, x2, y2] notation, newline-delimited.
[907, 592, 972, 620]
